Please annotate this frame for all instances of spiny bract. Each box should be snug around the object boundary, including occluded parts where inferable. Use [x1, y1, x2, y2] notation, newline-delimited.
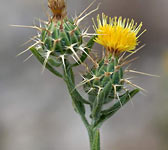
[83, 57, 124, 105]
[40, 20, 82, 57]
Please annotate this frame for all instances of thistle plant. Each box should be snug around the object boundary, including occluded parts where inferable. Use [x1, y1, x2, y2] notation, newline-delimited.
[14, 0, 155, 149]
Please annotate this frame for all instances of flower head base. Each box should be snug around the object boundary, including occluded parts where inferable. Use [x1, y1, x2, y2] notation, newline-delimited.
[94, 13, 146, 55]
[48, 0, 67, 21]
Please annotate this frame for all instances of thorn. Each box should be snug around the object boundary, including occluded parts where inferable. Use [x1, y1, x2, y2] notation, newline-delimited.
[75, 0, 97, 24]
[69, 26, 78, 35]
[66, 43, 81, 63]
[23, 53, 33, 62]
[20, 35, 38, 47]
[60, 55, 66, 73]
[139, 90, 147, 96]
[17, 41, 42, 57]
[81, 27, 99, 38]
[10, 24, 42, 32]
[81, 27, 90, 38]
[72, 12, 78, 22]
[80, 73, 87, 80]
[114, 84, 124, 87]
[94, 85, 103, 96]
[124, 76, 137, 80]
[79, 45, 98, 67]
[104, 71, 113, 77]
[76, 2, 101, 25]
[118, 51, 126, 64]
[71, 54, 80, 64]
[42, 50, 52, 73]
[116, 92, 123, 107]
[122, 79, 147, 92]
[76, 74, 101, 89]
[112, 84, 117, 99]
[115, 57, 138, 70]
[34, 17, 48, 26]
[124, 64, 132, 71]
[51, 38, 61, 51]
[123, 87, 134, 107]
[82, 26, 90, 34]
[87, 87, 94, 94]
[122, 44, 146, 61]
[125, 70, 160, 77]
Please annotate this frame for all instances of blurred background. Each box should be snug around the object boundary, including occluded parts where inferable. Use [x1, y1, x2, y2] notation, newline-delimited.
[0, 0, 168, 150]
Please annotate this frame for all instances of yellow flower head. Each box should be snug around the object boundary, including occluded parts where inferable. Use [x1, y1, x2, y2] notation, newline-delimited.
[93, 13, 146, 55]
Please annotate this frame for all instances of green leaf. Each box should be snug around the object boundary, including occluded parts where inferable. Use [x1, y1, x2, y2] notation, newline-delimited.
[92, 92, 105, 120]
[63, 64, 91, 115]
[37, 49, 62, 67]
[68, 66, 75, 84]
[92, 81, 112, 120]
[64, 73, 86, 114]
[95, 89, 140, 127]
[48, 57, 62, 67]
[30, 47, 63, 78]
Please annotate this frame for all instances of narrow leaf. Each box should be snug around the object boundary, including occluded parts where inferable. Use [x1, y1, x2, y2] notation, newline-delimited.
[95, 89, 140, 127]
[92, 81, 112, 120]
[30, 47, 63, 78]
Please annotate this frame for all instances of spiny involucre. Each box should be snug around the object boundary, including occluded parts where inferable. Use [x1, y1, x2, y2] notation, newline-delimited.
[37, 2, 93, 67]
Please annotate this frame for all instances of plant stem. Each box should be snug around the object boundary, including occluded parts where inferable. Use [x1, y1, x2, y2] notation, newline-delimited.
[88, 127, 100, 150]
[64, 75, 89, 127]
[63, 63, 101, 150]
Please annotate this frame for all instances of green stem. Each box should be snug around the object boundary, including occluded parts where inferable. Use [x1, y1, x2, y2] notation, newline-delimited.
[63, 62, 101, 150]
[64, 76, 89, 127]
[63, 65, 90, 127]
[88, 128, 100, 150]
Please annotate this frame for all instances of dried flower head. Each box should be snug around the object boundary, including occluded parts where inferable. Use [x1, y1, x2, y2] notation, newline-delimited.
[93, 13, 146, 55]
[48, 0, 67, 21]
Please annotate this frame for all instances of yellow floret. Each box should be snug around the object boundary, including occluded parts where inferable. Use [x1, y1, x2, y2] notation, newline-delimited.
[93, 13, 146, 54]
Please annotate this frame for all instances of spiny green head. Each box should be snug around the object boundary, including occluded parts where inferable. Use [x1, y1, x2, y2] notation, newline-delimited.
[18, 1, 97, 74]
[40, 19, 83, 56]
[83, 57, 124, 104]
[36, 0, 86, 64]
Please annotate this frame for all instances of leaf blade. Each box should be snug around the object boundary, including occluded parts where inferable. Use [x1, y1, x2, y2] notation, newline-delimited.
[30, 47, 63, 78]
